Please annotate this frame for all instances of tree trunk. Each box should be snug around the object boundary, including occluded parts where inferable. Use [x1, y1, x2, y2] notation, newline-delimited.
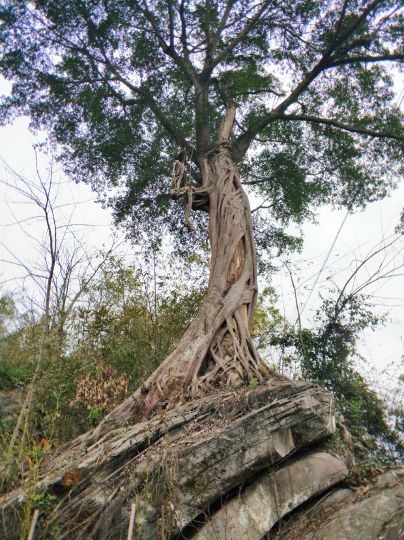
[154, 138, 262, 394]
[86, 114, 265, 444]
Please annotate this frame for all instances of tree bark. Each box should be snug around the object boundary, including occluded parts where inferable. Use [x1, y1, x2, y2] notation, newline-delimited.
[85, 110, 264, 444]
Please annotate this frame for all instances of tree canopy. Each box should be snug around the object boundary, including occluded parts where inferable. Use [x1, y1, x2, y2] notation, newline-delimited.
[1, 0, 402, 255]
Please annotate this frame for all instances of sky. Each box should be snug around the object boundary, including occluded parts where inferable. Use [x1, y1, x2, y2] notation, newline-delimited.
[269, 187, 404, 391]
[0, 76, 403, 393]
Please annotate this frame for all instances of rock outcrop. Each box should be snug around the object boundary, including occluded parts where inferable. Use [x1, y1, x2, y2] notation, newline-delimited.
[190, 452, 348, 540]
[4, 377, 400, 540]
[0, 379, 338, 539]
[273, 468, 404, 540]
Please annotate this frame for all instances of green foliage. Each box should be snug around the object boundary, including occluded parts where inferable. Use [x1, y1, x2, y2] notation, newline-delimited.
[0, 293, 15, 337]
[30, 492, 57, 512]
[251, 287, 287, 349]
[346, 457, 391, 487]
[0, 295, 26, 389]
[255, 290, 402, 461]
[68, 257, 205, 394]
[0, 361, 25, 390]
[0, 319, 44, 385]
[0, 256, 205, 446]
[1, 0, 401, 259]
[247, 377, 259, 391]
[88, 406, 103, 427]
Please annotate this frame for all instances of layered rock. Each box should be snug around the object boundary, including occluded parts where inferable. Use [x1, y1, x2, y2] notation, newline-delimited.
[0, 379, 337, 539]
[190, 452, 348, 540]
[273, 468, 404, 540]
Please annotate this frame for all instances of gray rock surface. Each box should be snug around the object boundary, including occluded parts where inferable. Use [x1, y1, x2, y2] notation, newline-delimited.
[277, 468, 404, 540]
[169, 384, 336, 530]
[315, 487, 355, 508]
[0, 380, 336, 539]
[190, 452, 348, 540]
[2, 378, 399, 540]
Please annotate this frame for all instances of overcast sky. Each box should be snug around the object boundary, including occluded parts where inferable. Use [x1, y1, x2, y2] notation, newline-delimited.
[0, 76, 403, 392]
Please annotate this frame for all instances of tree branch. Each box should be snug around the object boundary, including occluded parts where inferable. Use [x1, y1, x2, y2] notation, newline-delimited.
[166, 0, 175, 49]
[137, 1, 210, 162]
[71, 40, 192, 153]
[328, 53, 404, 67]
[231, 0, 400, 162]
[41, 11, 192, 156]
[139, 0, 198, 85]
[331, 0, 383, 51]
[210, 0, 236, 51]
[280, 114, 404, 142]
[234, 87, 285, 98]
[178, 0, 190, 61]
[218, 79, 236, 141]
[203, 0, 213, 67]
[242, 173, 277, 186]
[231, 55, 328, 162]
[205, 0, 272, 75]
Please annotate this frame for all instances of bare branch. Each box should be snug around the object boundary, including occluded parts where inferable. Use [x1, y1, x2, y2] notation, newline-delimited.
[333, 235, 403, 318]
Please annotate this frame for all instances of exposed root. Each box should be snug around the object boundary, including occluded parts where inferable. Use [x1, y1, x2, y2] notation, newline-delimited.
[187, 316, 262, 396]
[171, 149, 214, 230]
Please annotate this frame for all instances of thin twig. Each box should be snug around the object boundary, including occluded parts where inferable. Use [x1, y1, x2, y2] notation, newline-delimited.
[127, 502, 136, 540]
[27, 509, 39, 540]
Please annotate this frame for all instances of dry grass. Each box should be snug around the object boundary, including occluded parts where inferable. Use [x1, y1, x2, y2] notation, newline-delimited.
[70, 364, 128, 414]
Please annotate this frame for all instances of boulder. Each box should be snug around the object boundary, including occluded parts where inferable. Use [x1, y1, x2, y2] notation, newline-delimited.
[189, 452, 348, 540]
[276, 468, 404, 540]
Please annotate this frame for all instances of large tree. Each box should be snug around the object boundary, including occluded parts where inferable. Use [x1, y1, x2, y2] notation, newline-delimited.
[1, 0, 403, 438]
